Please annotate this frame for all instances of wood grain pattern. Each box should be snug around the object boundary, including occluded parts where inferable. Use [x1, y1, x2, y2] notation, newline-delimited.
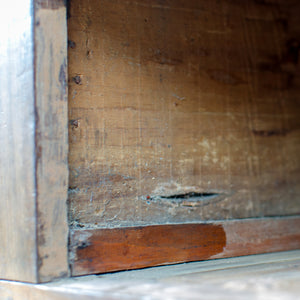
[0, 0, 38, 282]
[70, 217, 300, 276]
[213, 217, 300, 258]
[68, 0, 300, 229]
[34, 0, 69, 282]
[70, 223, 226, 275]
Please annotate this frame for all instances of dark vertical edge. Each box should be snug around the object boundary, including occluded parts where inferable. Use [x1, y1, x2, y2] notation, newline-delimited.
[33, 0, 39, 284]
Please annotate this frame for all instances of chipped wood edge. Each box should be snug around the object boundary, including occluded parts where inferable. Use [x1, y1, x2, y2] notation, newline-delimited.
[34, 0, 69, 282]
[70, 216, 300, 276]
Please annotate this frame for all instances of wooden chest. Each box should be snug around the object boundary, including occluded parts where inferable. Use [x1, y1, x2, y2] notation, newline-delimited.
[1, 0, 300, 284]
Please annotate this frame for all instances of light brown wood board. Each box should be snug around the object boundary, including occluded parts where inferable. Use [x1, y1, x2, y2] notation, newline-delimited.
[68, 0, 300, 228]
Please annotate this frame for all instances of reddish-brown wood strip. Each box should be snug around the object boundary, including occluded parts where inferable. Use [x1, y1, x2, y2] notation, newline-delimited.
[70, 217, 300, 276]
[70, 224, 226, 275]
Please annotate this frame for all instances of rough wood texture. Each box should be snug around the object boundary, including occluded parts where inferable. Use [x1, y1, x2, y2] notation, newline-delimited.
[70, 217, 300, 276]
[0, 0, 69, 283]
[34, 0, 69, 282]
[1, 250, 300, 300]
[68, 0, 300, 228]
[0, 0, 37, 282]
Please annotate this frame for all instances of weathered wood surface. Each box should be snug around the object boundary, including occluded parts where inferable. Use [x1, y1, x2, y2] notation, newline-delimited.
[35, 0, 69, 282]
[0, 0, 69, 283]
[0, 0, 37, 282]
[68, 0, 300, 228]
[1, 250, 300, 300]
[70, 217, 300, 276]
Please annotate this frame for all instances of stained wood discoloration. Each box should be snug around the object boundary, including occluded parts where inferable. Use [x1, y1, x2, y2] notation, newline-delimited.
[70, 224, 226, 276]
[70, 217, 300, 276]
[68, 0, 300, 228]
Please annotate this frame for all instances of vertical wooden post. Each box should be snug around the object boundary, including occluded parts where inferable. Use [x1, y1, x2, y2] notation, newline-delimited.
[0, 0, 38, 283]
[34, 0, 69, 283]
[0, 0, 69, 283]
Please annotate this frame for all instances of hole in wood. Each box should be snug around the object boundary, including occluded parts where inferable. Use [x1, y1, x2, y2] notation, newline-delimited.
[160, 192, 219, 200]
[146, 192, 222, 207]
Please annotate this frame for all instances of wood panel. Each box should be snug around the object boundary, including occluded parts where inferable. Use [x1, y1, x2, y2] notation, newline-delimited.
[68, 0, 300, 229]
[0, 0, 69, 283]
[70, 217, 300, 276]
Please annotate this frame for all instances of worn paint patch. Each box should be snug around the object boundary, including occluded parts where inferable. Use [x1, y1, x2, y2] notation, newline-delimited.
[70, 224, 226, 276]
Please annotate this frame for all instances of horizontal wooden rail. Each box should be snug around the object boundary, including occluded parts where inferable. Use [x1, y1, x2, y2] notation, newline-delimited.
[70, 216, 300, 276]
